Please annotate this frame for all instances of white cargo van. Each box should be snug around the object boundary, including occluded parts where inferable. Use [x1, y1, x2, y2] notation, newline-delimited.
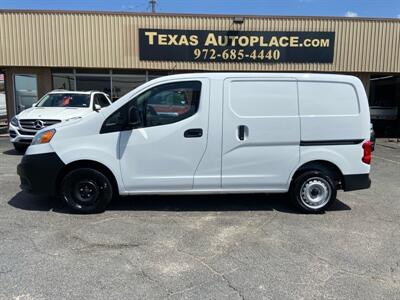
[17, 73, 372, 213]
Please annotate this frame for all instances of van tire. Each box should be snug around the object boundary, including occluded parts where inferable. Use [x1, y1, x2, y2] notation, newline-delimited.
[290, 170, 337, 213]
[60, 168, 113, 214]
[13, 143, 28, 153]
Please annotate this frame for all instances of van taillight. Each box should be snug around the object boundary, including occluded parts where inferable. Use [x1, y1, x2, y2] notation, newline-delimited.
[362, 141, 372, 164]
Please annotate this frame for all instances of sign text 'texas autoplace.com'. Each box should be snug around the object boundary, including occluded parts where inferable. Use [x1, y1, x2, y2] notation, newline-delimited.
[139, 29, 335, 63]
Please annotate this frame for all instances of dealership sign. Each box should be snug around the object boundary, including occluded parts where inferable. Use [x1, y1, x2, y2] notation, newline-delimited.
[139, 29, 335, 63]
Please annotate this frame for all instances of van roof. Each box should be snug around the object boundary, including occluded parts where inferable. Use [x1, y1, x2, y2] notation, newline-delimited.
[150, 72, 359, 82]
[144, 73, 364, 92]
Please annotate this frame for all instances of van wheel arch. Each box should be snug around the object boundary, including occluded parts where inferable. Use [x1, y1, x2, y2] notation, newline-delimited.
[291, 160, 344, 188]
[56, 160, 119, 196]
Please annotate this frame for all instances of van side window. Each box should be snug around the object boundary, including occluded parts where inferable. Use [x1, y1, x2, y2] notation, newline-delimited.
[101, 81, 201, 133]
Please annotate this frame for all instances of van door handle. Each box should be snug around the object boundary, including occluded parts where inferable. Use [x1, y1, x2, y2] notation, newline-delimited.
[184, 128, 203, 138]
[238, 125, 246, 141]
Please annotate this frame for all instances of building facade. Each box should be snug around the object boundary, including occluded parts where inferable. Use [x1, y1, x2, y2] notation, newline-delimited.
[0, 10, 399, 135]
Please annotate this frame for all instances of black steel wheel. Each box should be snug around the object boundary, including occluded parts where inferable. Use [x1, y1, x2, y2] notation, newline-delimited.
[60, 168, 113, 213]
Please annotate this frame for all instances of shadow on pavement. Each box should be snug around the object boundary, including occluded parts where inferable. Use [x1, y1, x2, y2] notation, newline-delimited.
[0, 137, 22, 155]
[8, 192, 61, 212]
[8, 191, 351, 215]
[2, 149, 23, 156]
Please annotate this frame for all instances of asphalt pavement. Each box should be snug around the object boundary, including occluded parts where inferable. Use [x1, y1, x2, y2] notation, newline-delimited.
[0, 136, 399, 300]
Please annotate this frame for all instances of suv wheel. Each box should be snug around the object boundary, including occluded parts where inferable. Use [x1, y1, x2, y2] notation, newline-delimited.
[60, 168, 113, 214]
[290, 170, 337, 213]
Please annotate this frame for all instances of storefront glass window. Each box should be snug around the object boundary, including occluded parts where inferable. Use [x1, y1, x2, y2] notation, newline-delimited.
[112, 75, 146, 101]
[14, 74, 38, 113]
[76, 75, 111, 96]
[51, 69, 170, 103]
[0, 72, 6, 120]
[53, 74, 75, 90]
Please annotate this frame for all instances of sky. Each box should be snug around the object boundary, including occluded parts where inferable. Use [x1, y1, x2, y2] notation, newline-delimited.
[0, 0, 399, 19]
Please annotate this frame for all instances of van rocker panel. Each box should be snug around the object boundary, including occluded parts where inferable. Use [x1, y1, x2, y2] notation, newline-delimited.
[17, 152, 65, 196]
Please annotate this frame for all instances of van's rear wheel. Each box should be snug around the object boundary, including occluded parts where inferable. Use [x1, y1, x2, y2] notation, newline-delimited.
[290, 170, 337, 213]
[60, 168, 113, 214]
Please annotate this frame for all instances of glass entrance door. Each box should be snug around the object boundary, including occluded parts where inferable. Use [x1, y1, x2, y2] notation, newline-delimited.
[14, 74, 38, 114]
[0, 72, 7, 129]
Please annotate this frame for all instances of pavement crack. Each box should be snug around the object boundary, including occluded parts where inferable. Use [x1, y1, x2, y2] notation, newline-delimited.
[167, 280, 211, 298]
[70, 234, 141, 251]
[138, 268, 174, 296]
[224, 276, 245, 300]
[24, 234, 59, 257]
[122, 254, 173, 297]
[175, 248, 245, 299]
[260, 233, 399, 286]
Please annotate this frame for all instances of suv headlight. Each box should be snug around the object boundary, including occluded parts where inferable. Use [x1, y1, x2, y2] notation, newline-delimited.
[10, 116, 19, 127]
[31, 129, 56, 145]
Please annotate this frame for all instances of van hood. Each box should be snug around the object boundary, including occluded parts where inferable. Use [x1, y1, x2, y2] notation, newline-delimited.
[17, 107, 92, 120]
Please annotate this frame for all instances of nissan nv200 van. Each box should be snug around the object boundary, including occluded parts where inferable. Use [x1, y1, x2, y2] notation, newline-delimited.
[17, 73, 372, 213]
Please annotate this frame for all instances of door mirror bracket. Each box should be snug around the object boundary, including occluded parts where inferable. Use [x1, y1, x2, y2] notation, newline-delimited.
[94, 104, 102, 111]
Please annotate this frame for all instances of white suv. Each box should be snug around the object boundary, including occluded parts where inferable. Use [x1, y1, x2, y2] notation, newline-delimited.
[9, 90, 111, 152]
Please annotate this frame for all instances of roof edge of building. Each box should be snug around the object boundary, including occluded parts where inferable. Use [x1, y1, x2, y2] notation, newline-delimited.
[0, 8, 399, 22]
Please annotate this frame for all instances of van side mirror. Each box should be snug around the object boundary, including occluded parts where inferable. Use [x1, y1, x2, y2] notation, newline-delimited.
[32, 102, 38, 107]
[94, 104, 102, 111]
[128, 106, 141, 127]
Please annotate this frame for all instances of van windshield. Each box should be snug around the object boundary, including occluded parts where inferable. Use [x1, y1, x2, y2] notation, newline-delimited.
[37, 93, 91, 108]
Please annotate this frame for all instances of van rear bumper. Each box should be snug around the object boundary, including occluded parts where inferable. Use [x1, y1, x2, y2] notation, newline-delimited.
[343, 174, 371, 191]
[17, 152, 65, 196]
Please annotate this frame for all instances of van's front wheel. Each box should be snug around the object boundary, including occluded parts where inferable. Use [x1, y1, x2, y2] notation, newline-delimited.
[60, 168, 113, 214]
[290, 170, 337, 213]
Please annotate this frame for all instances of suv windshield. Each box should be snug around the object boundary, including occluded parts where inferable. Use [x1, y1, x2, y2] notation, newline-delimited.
[37, 93, 91, 108]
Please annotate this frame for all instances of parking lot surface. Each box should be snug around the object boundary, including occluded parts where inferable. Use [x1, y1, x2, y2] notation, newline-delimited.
[0, 136, 400, 300]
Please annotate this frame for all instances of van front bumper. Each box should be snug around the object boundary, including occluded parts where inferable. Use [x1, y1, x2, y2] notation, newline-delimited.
[343, 174, 371, 191]
[17, 152, 65, 196]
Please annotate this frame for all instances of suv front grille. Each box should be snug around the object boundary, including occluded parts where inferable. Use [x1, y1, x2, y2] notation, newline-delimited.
[19, 119, 61, 131]
[17, 129, 36, 136]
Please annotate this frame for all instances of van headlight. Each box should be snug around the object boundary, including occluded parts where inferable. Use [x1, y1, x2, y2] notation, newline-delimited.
[31, 129, 56, 145]
[10, 116, 19, 127]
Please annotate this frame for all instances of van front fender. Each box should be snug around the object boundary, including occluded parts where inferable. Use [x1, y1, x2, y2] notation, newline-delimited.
[54, 146, 125, 194]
